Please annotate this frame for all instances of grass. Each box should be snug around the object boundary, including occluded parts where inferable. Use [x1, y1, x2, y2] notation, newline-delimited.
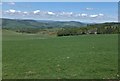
[0, 29, 2, 80]
[2, 30, 118, 79]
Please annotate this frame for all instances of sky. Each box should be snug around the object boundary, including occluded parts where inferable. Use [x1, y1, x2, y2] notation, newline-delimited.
[2, 0, 120, 2]
[1, 2, 118, 23]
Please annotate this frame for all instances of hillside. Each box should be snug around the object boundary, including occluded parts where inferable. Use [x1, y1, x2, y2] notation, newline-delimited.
[2, 18, 86, 29]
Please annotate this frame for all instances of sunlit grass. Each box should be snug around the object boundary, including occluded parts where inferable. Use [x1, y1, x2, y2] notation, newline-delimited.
[2, 30, 118, 79]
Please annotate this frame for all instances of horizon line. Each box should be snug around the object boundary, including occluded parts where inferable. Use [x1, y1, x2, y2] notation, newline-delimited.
[1, 17, 118, 24]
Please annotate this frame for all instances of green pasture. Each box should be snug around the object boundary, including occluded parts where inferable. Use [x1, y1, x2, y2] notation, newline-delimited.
[2, 30, 118, 79]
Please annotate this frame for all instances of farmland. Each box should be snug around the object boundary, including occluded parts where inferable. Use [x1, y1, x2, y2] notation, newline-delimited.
[2, 30, 118, 79]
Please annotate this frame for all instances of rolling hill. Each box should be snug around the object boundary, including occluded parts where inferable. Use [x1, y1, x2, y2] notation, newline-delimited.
[2, 18, 86, 29]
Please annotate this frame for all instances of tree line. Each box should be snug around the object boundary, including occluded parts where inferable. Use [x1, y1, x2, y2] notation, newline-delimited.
[57, 23, 120, 36]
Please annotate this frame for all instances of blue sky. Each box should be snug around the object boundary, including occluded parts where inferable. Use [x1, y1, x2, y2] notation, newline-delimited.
[1, 2, 118, 23]
[2, 0, 120, 2]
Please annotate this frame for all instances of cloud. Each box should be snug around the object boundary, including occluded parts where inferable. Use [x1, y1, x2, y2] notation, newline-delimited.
[17, 10, 21, 13]
[33, 10, 40, 14]
[8, 2, 15, 5]
[81, 13, 88, 17]
[8, 9, 16, 13]
[60, 12, 73, 16]
[4, 9, 29, 16]
[89, 14, 104, 18]
[86, 8, 93, 10]
[89, 14, 98, 18]
[3, 9, 114, 23]
[3, 9, 105, 18]
[47, 11, 55, 15]
[99, 13, 104, 16]
[4, 9, 22, 15]
[23, 11, 29, 15]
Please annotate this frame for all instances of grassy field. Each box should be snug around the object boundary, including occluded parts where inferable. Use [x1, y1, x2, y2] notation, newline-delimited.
[2, 30, 118, 79]
[0, 29, 2, 80]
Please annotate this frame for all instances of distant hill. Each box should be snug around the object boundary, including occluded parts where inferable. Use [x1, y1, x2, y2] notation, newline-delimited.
[2, 18, 86, 29]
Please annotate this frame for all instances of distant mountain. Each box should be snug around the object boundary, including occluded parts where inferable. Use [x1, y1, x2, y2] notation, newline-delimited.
[2, 18, 47, 29]
[2, 18, 87, 29]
